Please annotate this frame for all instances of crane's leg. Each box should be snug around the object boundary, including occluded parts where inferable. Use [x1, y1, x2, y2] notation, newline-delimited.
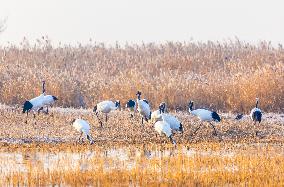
[32, 111, 37, 126]
[46, 106, 49, 114]
[141, 117, 144, 125]
[25, 112, 29, 124]
[105, 114, 108, 122]
[78, 132, 83, 143]
[255, 121, 261, 136]
[189, 122, 202, 137]
[38, 107, 43, 115]
[254, 121, 257, 136]
[131, 109, 136, 118]
[144, 116, 148, 122]
[132, 109, 135, 118]
[95, 112, 103, 127]
[169, 135, 176, 145]
[209, 122, 217, 136]
[209, 122, 222, 141]
[87, 134, 94, 145]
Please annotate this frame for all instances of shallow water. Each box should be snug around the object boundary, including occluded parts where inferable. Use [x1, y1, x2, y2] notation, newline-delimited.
[1, 143, 284, 187]
[0, 145, 238, 177]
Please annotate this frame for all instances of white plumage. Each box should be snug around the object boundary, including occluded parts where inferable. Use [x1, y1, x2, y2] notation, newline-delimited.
[154, 120, 172, 137]
[151, 113, 183, 132]
[23, 94, 58, 116]
[42, 95, 57, 106]
[28, 94, 46, 111]
[136, 91, 151, 124]
[161, 114, 183, 132]
[97, 100, 120, 113]
[71, 119, 94, 144]
[154, 120, 176, 145]
[125, 99, 149, 111]
[151, 103, 183, 133]
[137, 100, 151, 118]
[190, 109, 215, 121]
[93, 100, 120, 127]
[151, 109, 161, 120]
[188, 101, 221, 136]
[22, 81, 58, 123]
[188, 101, 221, 122]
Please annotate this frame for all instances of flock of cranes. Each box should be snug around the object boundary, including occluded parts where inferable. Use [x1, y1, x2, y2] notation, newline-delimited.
[20, 81, 263, 145]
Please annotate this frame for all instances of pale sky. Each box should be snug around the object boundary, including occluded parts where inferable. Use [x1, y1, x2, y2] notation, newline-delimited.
[0, 0, 284, 46]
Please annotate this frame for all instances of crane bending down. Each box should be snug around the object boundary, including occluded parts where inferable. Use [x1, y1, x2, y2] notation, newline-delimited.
[188, 101, 221, 137]
[71, 118, 94, 144]
[151, 103, 183, 133]
[154, 120, 176, 145]
[93, 100, 120, 127]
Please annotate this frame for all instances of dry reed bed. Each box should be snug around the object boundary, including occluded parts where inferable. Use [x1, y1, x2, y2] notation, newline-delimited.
[0, 105, 283, 144]
[0, 39, 284, 112]
[1, 142, 284, 186]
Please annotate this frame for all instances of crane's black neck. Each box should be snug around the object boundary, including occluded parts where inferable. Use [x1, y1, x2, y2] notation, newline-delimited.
[188, 102, 193, 111]
[255, 100, 259, 108]
[42, 81, 46, 94]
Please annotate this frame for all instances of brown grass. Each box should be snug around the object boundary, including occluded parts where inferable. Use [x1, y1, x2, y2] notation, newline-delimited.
[0, 38, 283, 112]
[1, 142, 284, 186]
[0, 104, 284, 144]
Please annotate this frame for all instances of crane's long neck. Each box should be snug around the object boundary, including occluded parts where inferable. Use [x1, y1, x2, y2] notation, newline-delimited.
[42, 81, 46, 94]
[255, 100, 259, 108]
[188, 102, 193, 112]
[159, 105, 164, 113]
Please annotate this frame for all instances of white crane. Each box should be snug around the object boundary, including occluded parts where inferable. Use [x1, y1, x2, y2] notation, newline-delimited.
[39, 81, 58, 114]
[152, 113, 183, 133]
[250, 98, 262, 123]
[151, 103, 183, 133]
[250, 98, 262, 135]
[93, 100, 120, 127]
[154, 120, 176, 145]
[22, 81, 58, 123]
[125, 99, 149, 118]
[23, 81, 58, 114]
[71, 118, 94, 144]
[188, 101, 221, 137]
[136, 91, 151, 125]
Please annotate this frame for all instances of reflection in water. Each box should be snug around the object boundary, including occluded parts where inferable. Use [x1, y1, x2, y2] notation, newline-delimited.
[0, 145, 236, 177]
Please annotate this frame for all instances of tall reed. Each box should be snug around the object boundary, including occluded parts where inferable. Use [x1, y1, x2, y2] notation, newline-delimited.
[0, 38, 283, 112]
